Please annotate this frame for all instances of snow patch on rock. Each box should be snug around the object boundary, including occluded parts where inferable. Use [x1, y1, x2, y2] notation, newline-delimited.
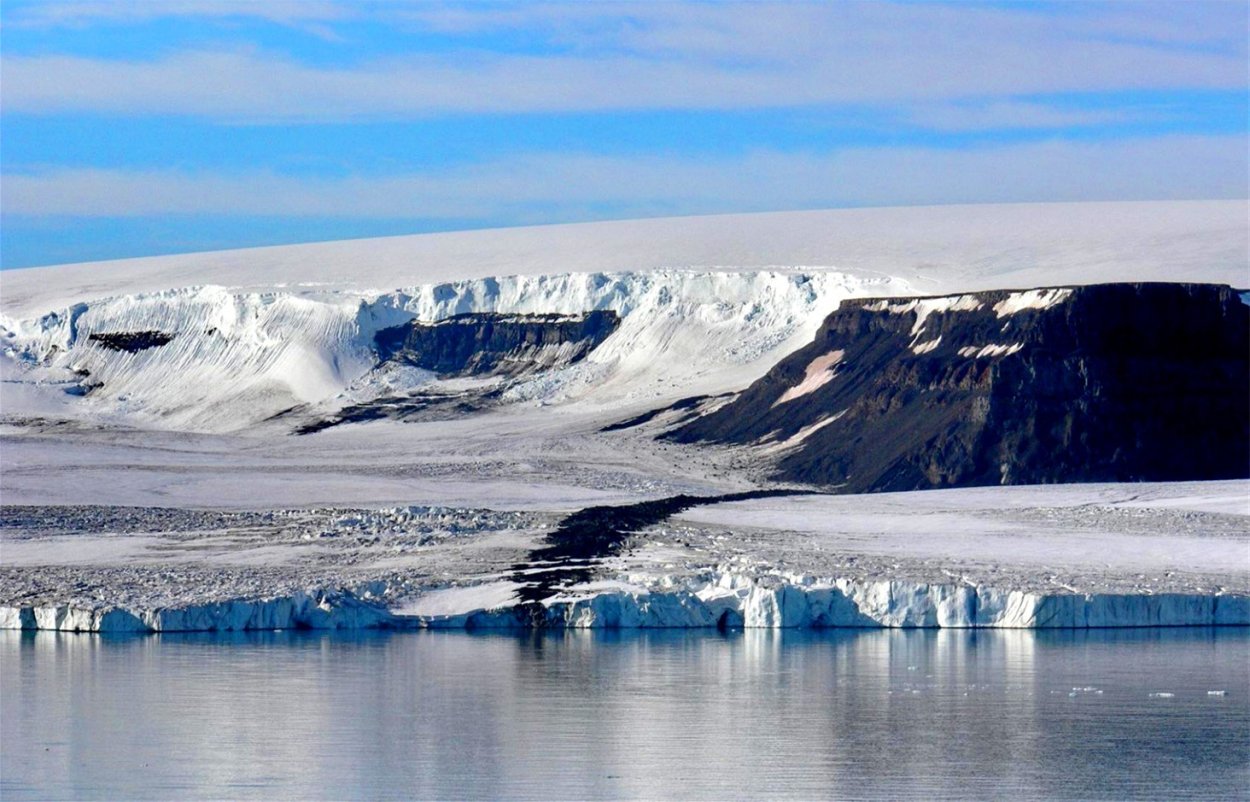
[911, 336, 942, 355]
[758, 413, 847, 455]
[993, 288, 1074, 317]
[863, 295, 984, 336]
[773, 350, 845, 407]
[958, 343, 1024, 358]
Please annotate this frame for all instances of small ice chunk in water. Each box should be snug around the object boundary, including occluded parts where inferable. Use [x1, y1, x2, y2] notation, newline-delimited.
[1149, 692, 1175, 698]
[1207, 690, 1228, 697]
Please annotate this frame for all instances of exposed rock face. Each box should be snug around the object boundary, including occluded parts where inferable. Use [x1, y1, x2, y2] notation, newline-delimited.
[87, 330, 174, 352]
[374, 311, 620, 378]
[667, 283, 1250, 492]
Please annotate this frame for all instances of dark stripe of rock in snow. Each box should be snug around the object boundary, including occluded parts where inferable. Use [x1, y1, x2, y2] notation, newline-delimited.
[87, 331, 175, 352]
[374, 310, 620, 378]
[508, 489, 804, 627]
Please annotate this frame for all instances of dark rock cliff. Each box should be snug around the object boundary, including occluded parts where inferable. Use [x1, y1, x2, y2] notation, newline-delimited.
[665, 283, 1249, 492]
[88, 331, 174, 352]
[374, 311, 620, 378]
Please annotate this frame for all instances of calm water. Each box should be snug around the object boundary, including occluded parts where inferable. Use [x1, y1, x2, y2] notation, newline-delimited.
[2, 628, 1247, 801]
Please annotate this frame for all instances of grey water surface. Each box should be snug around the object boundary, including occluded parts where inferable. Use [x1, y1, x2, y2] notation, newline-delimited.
[2, 627, 1247, 800]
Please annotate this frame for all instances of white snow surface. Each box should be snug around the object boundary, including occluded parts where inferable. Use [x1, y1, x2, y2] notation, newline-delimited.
[4, 200, 1245, 433]
[673, 482, 1250, 578]
[4, 200, 1246, 317]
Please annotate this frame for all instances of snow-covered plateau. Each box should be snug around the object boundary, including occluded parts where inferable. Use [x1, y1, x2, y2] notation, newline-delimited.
[1, 201, 1247, 631]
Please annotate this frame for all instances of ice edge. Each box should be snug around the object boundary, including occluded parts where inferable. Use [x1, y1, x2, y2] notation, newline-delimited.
[3, 579, 1246, 633]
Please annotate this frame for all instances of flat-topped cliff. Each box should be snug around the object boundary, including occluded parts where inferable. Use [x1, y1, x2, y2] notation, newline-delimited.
[667, 283, 1250, 491]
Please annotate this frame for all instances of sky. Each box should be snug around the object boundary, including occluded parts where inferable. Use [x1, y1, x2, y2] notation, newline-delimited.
[1, 0, 1246, 269]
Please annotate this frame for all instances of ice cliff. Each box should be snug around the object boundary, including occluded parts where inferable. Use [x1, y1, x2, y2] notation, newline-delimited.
[4, 577, 1245, 633]
[0, 588, 393, 633]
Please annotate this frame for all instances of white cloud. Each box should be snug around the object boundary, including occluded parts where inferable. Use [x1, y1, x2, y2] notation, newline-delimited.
[4, 0, 353, 29]
[905, 101, 1139, 132]
[5, 135, 1243, 219]
[348, 2, 1250, 63]
[1, 2, 1244, 120]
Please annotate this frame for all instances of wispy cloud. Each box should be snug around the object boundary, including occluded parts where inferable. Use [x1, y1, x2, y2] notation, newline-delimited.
[397, 1, 1248, 59]
[2, 2, 1244, 121]
[20, 1, 1237, 59]
[2, 1, 1244, 268]
[6, 135, 1243, 220]
[904, 101, 1141, 133]
[3, 0, 354, 29]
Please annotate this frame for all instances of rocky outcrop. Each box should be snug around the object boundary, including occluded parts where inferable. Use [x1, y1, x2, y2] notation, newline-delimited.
[87, 330, 174, 352]
[374, 311, 620, 378]
[666, 283, 1250, 492]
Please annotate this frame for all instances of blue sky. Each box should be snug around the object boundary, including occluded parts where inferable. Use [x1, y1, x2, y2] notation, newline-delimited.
[1, 0, 1246, 268]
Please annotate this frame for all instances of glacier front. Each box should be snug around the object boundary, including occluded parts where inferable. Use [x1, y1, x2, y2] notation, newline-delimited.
[3, 482, 1246, 632]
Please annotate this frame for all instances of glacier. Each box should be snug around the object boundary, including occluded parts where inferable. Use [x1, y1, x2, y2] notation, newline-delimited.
[0, 588, 393, 633]
[1, 270, 911, 431]
[3, 200, 1246, 433]
[2, 203, 1247, 636]
[419, 576, 1250, 632]
[3, 577, 1245, 633]
[3, 482, 1246, 633]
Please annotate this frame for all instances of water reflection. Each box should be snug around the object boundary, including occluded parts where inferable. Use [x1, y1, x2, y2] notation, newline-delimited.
[2, 628, 1247, 800]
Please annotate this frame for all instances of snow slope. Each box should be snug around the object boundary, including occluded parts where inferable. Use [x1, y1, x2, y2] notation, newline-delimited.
[2, 270, 909, 430]
[2, 200, 1246, 432]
